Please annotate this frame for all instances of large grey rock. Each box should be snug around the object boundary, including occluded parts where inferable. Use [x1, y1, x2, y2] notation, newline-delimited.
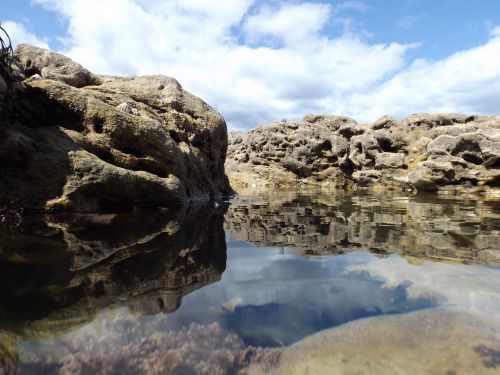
[14, 44, 101, 88]
[0, 45, 232, 212]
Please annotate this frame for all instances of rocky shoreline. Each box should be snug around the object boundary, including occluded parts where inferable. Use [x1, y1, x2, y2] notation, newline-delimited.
[1, 45, 499, 213]
[227, 113, 500, 196]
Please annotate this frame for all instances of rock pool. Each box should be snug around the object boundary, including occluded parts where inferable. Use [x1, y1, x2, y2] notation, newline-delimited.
[1, 191, 499, 374]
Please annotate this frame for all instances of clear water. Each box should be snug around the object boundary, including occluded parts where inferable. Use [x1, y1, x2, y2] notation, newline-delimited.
[1, 191, 499, 374]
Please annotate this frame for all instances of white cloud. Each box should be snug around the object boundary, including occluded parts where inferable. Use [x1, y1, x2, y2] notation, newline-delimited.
[243, 3, 332, 46]
[346, 30, 500, 122]
[0, 20, 50, 49]
[31, 0, 412, 129]
[11, 1, 500, 129]
[492, 25, 500, 37]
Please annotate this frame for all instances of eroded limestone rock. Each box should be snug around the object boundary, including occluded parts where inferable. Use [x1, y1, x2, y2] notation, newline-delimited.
[0, 45, 232, 212]
[14, 44, 101, 88]
[227, 113, 500, 195]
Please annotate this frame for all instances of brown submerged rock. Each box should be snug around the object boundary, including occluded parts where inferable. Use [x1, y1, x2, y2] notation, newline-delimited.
[0, 44, 232, 212]
[244, 309, 500, 375]
[227, 113, 500, 195]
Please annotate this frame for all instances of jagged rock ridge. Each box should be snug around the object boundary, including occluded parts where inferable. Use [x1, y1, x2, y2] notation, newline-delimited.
[227, 113, 500, 194]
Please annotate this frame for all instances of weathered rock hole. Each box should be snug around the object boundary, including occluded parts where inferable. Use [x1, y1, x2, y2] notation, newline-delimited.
[120, 146, 144, 158]
[452, 140, 482, 160]
[319, 139, 332, 151]
[340, 159, 355, 175]
[486, 175, 500, 187]
[327, 155, 338, 164]
[93, 117, 105, 133]
[378, 138, 398, 152]
[94, 281, 105, 296]
[461, 152, 483, 165]
[94, 148, 114, 164]
[459, 178, 479, 187]
[157, 298, 165, 309]
[169, 129, 182, 144]
[135, 160, 168, 178]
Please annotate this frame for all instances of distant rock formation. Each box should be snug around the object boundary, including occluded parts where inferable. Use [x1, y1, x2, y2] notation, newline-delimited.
[0, 44, 232, 212]
[0, 204, 227, 336]
[224, 192, 500, 265]
[227, 113, 500, 195]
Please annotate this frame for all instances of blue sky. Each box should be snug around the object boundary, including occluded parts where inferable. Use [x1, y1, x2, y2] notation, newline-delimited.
[2, 0, 500, 129]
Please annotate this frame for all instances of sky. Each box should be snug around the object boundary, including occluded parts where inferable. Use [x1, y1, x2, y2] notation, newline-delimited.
[2, 0, 500, 130]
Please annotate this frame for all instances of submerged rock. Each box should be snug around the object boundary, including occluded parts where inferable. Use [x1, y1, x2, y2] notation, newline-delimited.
[0, 44, 232, 212]
[226, 113, 500, 195]
[245, 309, 500, 375]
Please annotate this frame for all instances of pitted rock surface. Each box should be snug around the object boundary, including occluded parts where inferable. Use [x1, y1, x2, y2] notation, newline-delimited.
[227, 113, 500, 194]
[0, 44, 232, 212]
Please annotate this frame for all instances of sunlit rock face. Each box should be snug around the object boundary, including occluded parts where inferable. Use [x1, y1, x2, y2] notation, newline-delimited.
[226, 113, 500, 195]
[224, 192, 500, 264]
[0, 44, 232, 213]
[0, 204, 227, 335]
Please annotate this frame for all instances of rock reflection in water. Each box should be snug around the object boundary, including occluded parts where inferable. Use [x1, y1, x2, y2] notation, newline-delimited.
[224, 191, 500, 264]
[0, 203, 227, 336]
[1, 191, 500, 375]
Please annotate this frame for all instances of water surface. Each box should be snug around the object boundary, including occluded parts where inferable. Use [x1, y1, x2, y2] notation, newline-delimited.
[1, 191, 499, 374]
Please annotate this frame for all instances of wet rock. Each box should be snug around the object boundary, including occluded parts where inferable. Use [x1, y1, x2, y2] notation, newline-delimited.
[1, 45, 232, 212]
[352, 169, 382, 185]
[15, 318, 281, 375]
